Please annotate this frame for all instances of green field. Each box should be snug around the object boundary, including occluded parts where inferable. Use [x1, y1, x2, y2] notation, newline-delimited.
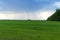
[0, 20, 60, 40]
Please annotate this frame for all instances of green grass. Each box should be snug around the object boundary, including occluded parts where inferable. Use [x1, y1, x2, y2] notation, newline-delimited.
[0, 20, 59, 40]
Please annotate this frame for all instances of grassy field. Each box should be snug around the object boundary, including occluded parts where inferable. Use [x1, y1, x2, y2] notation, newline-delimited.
[0, 20, 60, 40]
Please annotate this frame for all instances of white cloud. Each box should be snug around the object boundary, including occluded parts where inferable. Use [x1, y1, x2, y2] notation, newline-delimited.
[0, 10, 55, 20]
[35, 10, 55, 20]
[54, 2, 60, 8]
[0, 11, 28, 20]
[0, 11, 39, 20]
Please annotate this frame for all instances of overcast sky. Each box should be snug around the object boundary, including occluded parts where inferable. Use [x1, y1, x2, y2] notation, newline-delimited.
[0, 0, 60, 20]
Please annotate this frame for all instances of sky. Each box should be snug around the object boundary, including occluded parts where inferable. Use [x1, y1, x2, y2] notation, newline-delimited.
[0, 0, 60, 20]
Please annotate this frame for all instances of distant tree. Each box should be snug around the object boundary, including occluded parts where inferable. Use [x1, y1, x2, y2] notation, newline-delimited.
[47, 9, 60, 21]
[28, 19, 31, 21]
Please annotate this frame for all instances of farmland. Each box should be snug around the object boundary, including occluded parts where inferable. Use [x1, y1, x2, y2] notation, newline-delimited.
[0, 20, 60, 40]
